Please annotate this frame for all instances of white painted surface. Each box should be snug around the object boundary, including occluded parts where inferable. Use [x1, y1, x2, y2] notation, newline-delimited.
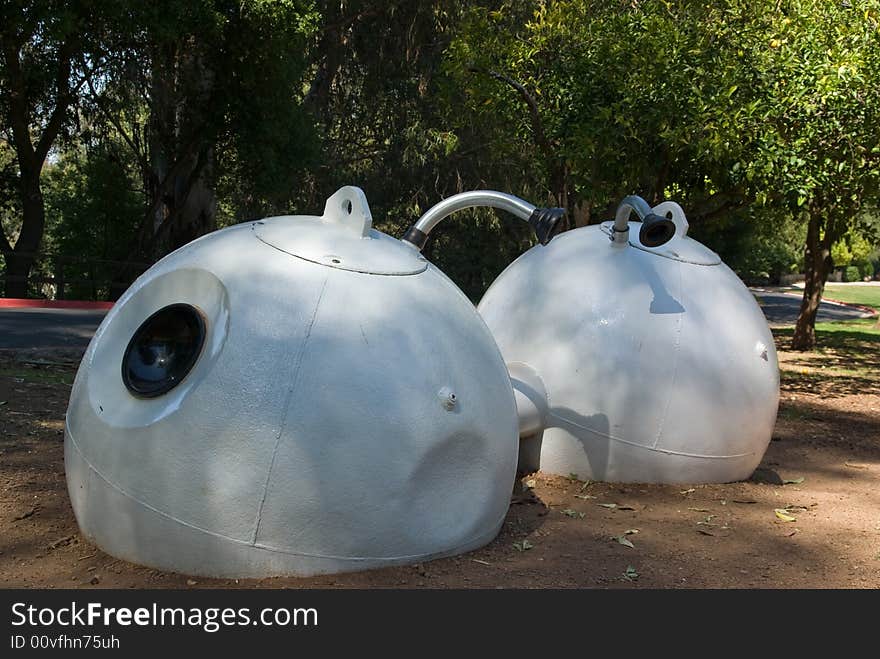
[479, 217, 779, 484]
[65, 187, 518, 578]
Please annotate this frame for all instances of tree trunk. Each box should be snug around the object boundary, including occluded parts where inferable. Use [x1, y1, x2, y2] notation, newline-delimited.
[3, 252, 34, 298]
[791, 210, 834, 351]
[1, 34, 75, 298]
[2, 174, 45, 298]
[109, 42, 217, 299]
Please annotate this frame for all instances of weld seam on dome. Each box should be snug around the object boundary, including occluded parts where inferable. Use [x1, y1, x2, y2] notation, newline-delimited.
[651, 260, 684, 449]
[250, 277, 328, 544]
[67, 432, 506, 563]
[548, 413, 755, 460]
[253, 232, 428, 276]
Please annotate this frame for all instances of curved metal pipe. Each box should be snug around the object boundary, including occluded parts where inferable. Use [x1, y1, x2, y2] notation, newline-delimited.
[417, 191, 536, 234]
[612, 195, 654, 244]
[611, 195, 676, 248]
[401, 190, 564, 251]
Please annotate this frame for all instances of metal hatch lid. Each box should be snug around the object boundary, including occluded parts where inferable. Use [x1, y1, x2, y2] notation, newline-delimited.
[252, 186, 428, 276]
[599, 201, 721, 266]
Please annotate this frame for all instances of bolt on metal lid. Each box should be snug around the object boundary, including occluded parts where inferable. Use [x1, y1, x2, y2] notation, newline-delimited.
[253, 186, 429, 275]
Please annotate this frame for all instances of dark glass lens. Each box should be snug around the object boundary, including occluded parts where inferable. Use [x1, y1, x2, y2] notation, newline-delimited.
[122, 304, 206, 398]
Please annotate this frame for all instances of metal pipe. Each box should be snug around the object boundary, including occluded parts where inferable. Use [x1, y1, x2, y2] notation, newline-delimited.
[416, 190, 535, 235]
[611, 195, 654, 244]
[401, 190, 564, 251]
[508, 362, 549, 439]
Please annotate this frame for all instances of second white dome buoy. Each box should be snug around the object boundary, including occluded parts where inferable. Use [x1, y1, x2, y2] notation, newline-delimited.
[476, 196, 780, 484]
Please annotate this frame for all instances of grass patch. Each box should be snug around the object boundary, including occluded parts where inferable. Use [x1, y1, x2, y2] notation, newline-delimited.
[774, 320, 880, 349]
[821, 284, 880, 311]
[0, 366, 75, 386]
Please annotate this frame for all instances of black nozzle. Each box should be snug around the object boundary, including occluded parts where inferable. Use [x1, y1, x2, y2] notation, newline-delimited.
[638, 213, 676, 247]
[528, 207, 566, 245]
[401, 226, 428, 251]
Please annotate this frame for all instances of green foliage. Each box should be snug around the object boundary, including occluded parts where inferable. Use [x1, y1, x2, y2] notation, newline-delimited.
[440, 0, 880, 337]
[843, 265, 862, 283]
[690, 207, 804, 284]
[3, 0, 880, 306]
[42, 145, 142, 299]
[0, 141, 21, 248]
[212, 0, 322, 222]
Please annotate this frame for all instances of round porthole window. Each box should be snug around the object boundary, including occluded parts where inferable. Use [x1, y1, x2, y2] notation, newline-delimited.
[122, 304, 206, 398]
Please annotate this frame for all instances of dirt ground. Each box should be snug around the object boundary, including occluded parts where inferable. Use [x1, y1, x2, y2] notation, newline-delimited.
[1, 331, 878, 590]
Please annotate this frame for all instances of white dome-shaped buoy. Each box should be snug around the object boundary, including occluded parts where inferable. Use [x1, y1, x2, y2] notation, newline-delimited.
[477, 197, 780, 484]
[64, 186, 519, 578]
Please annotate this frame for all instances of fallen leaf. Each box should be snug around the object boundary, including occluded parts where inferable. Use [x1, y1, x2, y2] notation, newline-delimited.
[845, 463, 868, 470]
[574, 494, 596, 500]
[782, 477, 805, 485]
[774, 509, 797, 522]
[579, 481, 594, 491]
[513, 539, 534, 552]
[622, 566, 639, 582]
[561, 509, 585, 519]
[687, 507, 710, 513]
[697, 515, 716, 526]
[697, 529, 714, 536]
[524, 479, 536, 488]
[679, 488, 695, 495]
[624, 529, 639, 535]
[598, 503, 617, 509]
[614, 535, 635, 548]
[186, 579, 198, 586]
[471, 559, 491, 566]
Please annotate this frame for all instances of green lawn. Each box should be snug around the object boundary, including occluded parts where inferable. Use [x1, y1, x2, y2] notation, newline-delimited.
[821, 284, 880, 311]
[774, 319, 880, 348]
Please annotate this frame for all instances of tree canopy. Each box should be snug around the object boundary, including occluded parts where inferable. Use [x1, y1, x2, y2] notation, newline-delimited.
[1, 0, 879, 348]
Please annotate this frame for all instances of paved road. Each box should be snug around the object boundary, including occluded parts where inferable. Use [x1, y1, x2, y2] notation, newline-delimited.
[0, 291, 873, 350]
[0, 307, 108, 349]
[752, 290, 873, 325]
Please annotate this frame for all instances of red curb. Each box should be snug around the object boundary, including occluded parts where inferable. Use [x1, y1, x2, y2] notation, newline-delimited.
[820, 297, 878, 316]
[0, 298, 114, 310]
[775, 291, 878, 317]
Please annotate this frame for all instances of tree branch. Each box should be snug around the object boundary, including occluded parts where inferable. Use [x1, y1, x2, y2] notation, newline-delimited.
[687, 191, 749, 223]
[1, 40, 38, 171]
[35, 38, 78, 163]
[468, 66, 555, 163]
[81, 57, 150, 173]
